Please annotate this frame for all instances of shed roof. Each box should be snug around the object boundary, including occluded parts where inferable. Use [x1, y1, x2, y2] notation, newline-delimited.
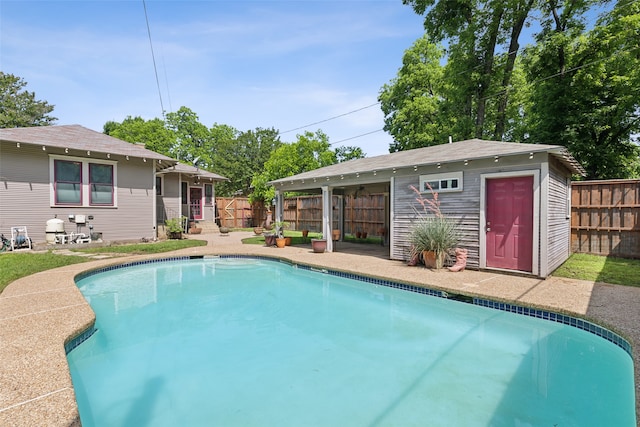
[0, 124, 176, 163]
[270, 139, 585, 185]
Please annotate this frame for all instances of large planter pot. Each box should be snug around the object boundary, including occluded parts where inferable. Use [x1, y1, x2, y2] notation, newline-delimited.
[332, 229, 341, 241]
[219, 226, 230, 234]
[423, 250, 446, 269]
[284, 236, 292, 246]
[253, 227, 263, 235]
[275, 237, 286, 248]
[311, 238, 327, 253]
[167, 231, 182, 240]
[301, 229, 309, 238]
[189, 227, 202, 234]
[264, 234, 276, 247]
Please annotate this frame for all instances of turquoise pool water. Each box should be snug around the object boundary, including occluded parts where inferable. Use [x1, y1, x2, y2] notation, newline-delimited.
[68, 257, 636, 426]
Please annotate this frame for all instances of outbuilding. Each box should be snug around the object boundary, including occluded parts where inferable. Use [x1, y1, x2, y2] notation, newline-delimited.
[269, 139, 585, 277]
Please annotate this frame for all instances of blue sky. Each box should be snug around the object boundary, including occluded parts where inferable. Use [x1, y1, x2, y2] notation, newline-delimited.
[1, 0, 429, 156]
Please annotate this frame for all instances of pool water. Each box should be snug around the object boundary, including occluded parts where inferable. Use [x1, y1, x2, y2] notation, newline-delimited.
[68, 258, 636, 426]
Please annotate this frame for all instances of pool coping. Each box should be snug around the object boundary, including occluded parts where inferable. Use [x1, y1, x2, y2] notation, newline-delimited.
[1, 233, 638, 425]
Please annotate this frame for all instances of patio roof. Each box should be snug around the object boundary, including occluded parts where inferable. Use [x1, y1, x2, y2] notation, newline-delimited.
[270, 139, 586, 189]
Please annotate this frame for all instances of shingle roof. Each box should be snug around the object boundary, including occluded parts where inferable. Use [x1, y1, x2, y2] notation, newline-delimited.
[0, 124, 175, 162]
[270, 139, 585, 185]
[165, 163, 229, 181]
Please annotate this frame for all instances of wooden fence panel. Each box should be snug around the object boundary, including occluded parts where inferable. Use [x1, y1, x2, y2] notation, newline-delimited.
[215, 198, 266, 228]
[571, 179, 640, 258]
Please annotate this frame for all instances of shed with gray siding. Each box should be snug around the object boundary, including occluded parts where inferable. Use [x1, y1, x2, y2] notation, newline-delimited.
[270, 139, 585, 277]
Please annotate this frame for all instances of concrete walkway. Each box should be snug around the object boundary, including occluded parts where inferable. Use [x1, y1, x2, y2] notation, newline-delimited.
[1, 231, 638, 425]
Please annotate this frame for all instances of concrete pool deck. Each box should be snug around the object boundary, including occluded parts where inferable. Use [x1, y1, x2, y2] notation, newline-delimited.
[1, 231, 638, 426]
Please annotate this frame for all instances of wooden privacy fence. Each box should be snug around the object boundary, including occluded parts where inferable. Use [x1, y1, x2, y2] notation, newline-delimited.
[571, 179, 640, 258]
[215, 195, 387, 235]
[215, 198, 267, 228]
[283, 194, 387, 235]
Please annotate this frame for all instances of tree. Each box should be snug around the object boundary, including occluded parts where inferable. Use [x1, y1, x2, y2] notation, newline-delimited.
[165, 107, 213, 166]
[250, 130, 336, 203]
[403, 0, 538, 141]
[379, 36, 448, 151]
[523, 0, 640, 178]
[213, 127, 281, 197]
[0, 72, 57, 128]
[335, 145, 366, 162]
[104, 116, 174, 155]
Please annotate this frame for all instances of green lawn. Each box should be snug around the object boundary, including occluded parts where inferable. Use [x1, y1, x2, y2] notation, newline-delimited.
[552, 253, 640, 287]
[0, 239, 206, 294]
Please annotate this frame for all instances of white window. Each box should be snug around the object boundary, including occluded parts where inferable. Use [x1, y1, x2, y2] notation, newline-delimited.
[419, 171, 463, 193]
[50, 155, 118, 207]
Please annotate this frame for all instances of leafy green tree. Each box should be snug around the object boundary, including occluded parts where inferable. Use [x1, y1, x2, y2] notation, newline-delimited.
[379, 36, 448, 151]
[335, 145, 366, 162]
[0, 72, 57, 128]
[104, 116, 174, 155]
[213, 127, 281, 197]
[250, 130, 336, 203]
[523, 0, 640, 178]
[403, 0, 538, 140]
[165, 106, 213, 166]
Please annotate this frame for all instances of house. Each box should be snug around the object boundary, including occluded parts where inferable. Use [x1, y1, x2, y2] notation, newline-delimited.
[156, 162, 228, 230]
[0, 125, 224, 243]
[269, 139, 586, 277]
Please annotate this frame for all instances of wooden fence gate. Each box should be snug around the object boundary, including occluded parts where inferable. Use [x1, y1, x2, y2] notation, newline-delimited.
[571, 179, 640, 258]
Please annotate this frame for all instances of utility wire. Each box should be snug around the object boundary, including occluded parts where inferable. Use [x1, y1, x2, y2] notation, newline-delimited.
[143, 0, 165, 118]
[279, 102, 380, 135]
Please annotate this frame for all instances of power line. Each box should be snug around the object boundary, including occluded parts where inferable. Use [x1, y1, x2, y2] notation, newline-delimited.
[279, 102, 380, 135]
[143, 0, 165, 118]
[329, 129, 384, 146]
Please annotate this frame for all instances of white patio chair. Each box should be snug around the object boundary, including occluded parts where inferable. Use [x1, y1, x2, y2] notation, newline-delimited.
[10, 226, 32, 250]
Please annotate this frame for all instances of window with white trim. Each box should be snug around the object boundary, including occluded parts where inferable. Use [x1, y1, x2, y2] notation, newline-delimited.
[419, 171, 463, 193]
[50, 156, 117, 207]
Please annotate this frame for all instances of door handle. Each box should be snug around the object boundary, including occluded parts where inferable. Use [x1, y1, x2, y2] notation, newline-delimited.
[486, 221, 491, 232]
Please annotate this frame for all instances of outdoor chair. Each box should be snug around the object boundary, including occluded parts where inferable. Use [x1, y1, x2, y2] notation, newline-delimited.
[10, 226, 32, 250]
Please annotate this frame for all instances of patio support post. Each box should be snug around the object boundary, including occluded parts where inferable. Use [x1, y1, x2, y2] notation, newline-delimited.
[321, 185, 333, 252]
[274, 190, 284, 224]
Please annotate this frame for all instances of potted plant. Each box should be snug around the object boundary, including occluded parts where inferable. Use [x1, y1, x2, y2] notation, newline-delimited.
[408, 184, 459, 269]
[219, 225, 230, 234]
[165, 217, 185, 239]
[311, 238, 327, 253]
[274, 221, 290, 248]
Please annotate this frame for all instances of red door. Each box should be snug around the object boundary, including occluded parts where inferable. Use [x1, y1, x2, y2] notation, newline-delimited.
[189, 187, 203, 220]
[486, 176, 534, 272]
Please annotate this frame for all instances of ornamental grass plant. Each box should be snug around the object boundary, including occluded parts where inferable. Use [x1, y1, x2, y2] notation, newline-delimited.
[408, 184, 459, 269]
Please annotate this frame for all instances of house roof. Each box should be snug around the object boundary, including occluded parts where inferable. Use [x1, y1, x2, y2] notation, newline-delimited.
[161, 162, 229, 182]
[0, 124, 176, 163]
[270, 139, 586, 186]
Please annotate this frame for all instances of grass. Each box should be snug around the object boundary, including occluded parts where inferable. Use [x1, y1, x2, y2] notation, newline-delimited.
[0, 252, 89, 294]
[0, 239, 206, 294]
[242, 230, 323, 245]
[552, 253, 640, 287]
[71, 239, 206, 254]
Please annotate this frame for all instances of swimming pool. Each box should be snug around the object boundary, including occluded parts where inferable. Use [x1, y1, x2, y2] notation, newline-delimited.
[68, 257, 636, 426]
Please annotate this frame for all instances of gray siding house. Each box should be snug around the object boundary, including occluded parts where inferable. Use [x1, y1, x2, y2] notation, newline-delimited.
[270, 139, 585, 278]
[0, 125, 179, 243]
[156, 163, 228, 228]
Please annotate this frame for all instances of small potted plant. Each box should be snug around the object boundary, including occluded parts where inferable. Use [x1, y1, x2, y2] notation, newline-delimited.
[165, 217, 185, 239]
[274, 221, 290, 248]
